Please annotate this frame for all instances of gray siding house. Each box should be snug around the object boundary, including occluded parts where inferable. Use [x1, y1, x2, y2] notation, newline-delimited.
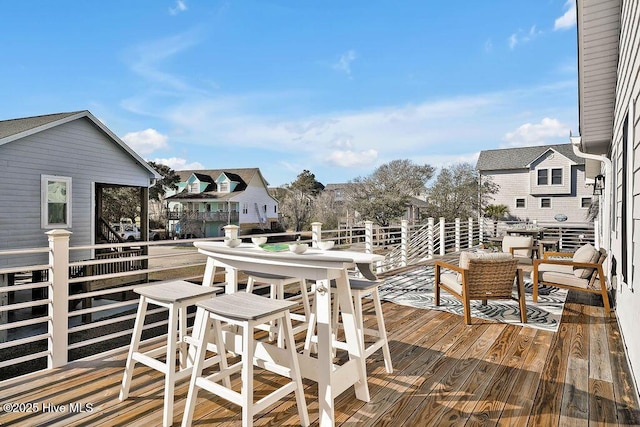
[477, 144, 594, 222]
[573, 0, 640, 395]
[0, 111, 159, 267]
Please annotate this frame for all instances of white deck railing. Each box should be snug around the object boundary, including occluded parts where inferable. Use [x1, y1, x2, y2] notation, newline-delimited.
[0, 218, 595, 380]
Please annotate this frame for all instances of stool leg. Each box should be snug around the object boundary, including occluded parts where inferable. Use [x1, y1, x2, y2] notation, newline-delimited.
[372, 288, 393, 373]
[241, 321, 256, 427]
[282, 311, 310, 427]
[182, 312, 213, 427]
[164, 303, 179, 426]
[119, 295, 148, 401]
[178, 304, 188, 369]
[246, 276, 255, 293]
[302, 297, 317, 356]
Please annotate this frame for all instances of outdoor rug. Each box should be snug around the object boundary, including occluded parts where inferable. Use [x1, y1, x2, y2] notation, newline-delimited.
[378, 266, 567, 332]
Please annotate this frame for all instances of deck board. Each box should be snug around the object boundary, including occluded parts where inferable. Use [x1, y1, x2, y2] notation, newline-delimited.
[1, 284, 639, 426]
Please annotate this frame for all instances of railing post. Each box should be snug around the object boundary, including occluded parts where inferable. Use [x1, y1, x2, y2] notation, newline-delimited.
[364, 221, 374, 254]
[468, 218, 474, 248]
[439, 217, 446, 256]
[222, 225, 239, 292]
[400, 220, 408, 267]
[223, 224, 239, 239]
[427, 217, 434, 258]
[455, 218, 461, 252]
[311, 222, 322, 248]
[594, 219, 600, 249]
[46, 229, 72, 369]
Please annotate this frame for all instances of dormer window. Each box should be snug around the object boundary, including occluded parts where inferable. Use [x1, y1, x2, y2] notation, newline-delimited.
[537, 169, 548, 185]
[219, 181, 229, 192]
[188, 182, 199, 193]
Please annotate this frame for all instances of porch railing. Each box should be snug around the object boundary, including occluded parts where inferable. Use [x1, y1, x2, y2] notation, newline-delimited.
[0, 218, 595, 381]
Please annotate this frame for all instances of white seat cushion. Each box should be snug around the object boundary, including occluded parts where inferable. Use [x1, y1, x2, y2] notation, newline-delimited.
[439, 272, 463, 296]
[538, 270, 590, 289]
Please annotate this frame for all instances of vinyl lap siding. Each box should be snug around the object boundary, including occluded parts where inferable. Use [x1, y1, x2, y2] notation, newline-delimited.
[0, 118, 152, 266]
[611, 0, 640, 394]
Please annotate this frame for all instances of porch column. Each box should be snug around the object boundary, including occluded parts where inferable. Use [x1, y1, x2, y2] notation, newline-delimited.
[427, 217, 434, 258]
[311, 222, 322, 248]
[364, 221, 374, 254]
[46, 229, 72, 369]
[401, 220, 408, 267]
[468, 218, 474, 248]
[439, 217, 446, 256]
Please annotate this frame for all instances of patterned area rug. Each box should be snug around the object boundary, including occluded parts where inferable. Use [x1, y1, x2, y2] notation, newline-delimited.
[378, 266, 567, 332]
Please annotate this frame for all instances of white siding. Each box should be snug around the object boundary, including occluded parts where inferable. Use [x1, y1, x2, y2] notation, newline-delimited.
[610, 0, 640, 394]
[484, 164, 592, 223]
[0, 118, 153, 266]
[232, 174, 279, 229]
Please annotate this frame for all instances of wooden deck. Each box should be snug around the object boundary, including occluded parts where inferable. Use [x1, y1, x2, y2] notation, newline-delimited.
[1, 284, 639, 426]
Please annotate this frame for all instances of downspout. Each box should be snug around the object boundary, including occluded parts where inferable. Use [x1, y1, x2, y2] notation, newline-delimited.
[570, 134, 613, 253]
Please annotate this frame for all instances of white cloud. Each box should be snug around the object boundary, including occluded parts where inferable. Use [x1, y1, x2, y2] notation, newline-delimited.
[555, 0, 576, 31]
[325, 149, 378, 167]
[122, 128, 169, 155]
[126, 29, 205, 92]
[509, 25, 542, 50]
[169, 0, 187, 15]
[151, 156, 204, 170]
[502, 117, 568, 147]
[333, 50, 357, 76]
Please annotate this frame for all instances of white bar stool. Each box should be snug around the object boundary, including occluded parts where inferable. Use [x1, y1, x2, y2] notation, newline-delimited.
[119, 280, 221, 427]
[245, 271, 311, 345]
[182, 292, 309, 427]
[304, 278, 393, 373]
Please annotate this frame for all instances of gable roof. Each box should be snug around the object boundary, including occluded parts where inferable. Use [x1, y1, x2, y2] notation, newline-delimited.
[0, 110, 160, 179]
[176, 168, 266, 189]
[476, 144, 585, 171]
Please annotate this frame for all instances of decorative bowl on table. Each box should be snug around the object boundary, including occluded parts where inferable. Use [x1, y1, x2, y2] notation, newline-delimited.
[288, 243, 308, 254]
[317, 240, 335, 251]
[251, 236, 268, 246]
[223, 238, 242, 248]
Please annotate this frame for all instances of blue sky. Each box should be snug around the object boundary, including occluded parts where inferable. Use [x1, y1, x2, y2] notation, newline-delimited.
[1, 0, 578, 187]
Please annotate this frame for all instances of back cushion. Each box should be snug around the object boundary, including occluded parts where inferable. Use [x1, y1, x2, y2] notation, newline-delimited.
[572, 243, 600, 278]
[458, 251, 512, 280]
[502, 236, 533, 258]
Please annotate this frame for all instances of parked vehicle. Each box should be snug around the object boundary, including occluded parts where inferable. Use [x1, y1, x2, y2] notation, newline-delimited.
[111, 222, 162, 241]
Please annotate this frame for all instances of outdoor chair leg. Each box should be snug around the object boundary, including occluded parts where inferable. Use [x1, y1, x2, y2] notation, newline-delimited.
[516, 269, 527, 323]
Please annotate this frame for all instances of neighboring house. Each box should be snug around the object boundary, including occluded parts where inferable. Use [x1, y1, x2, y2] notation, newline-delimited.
[0, 110, 159, 268]
[573, 0, 640, 393]
[476, 144, 594, 223]
[165, 168, 279, 237]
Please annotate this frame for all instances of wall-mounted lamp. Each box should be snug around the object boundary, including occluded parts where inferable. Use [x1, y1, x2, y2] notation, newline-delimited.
[593, 174, 605, 195]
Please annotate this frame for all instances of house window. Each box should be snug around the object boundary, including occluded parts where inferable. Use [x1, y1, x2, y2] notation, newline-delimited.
[515, 198, 526, 208]
[219, 181, 229, 192]
[581, 197, 592, 209]
[188, 182, 199, 193]
[551, 168, 563, 185]
[242, 203, 248, 214]
[537, 169, 548, 185]
[540, 198, 551, 208]
[41, 175, 72, 228]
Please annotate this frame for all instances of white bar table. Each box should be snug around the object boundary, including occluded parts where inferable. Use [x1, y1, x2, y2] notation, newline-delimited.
[193, 241, 384, 426]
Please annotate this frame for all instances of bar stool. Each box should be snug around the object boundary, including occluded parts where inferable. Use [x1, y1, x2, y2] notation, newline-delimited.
[304, 278, 393, 373]
[119, 280, 221, 427]
[182, 292, 310, 427]
[245, 271, 312, 346]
